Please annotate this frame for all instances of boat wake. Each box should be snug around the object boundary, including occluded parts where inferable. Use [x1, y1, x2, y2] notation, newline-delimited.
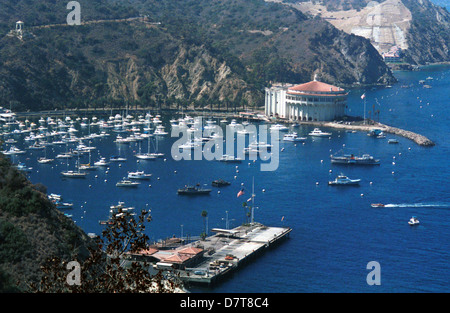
[384, 202, 450, 209]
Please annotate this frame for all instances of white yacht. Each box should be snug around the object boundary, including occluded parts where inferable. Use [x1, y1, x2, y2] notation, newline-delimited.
[408, 216, 420, 226]
[116, 179, 140, 187]
[154, 125, 168, 136]
[270, 124, 289, 131]
[3, 146, 26, 155]
[328, 175, 361, 186]
[61, 170, 87, 178]
[128, 171, 152, 180]
[94, 157, 110, 167]
[308, 128, 332, 137]
[38, 157, 54, 164]
[283, 132, 307, 142]
[178, 140, 201, 150]
[110, 155, 127, 162]
[249, 141, 272, 151]
[218, 155, 243, 163]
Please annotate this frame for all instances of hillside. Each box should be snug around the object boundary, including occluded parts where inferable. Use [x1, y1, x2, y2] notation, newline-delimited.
[0, 0, 396, 112]
[0, 153, 93, 292]
[289, 0, 450, 65]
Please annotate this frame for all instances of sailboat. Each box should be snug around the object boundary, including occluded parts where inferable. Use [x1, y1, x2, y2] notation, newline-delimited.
[79, 144, 97, 170]
[38, 146, 54, 164]
[61, 155, 87, 178]
[110, 145, 127, 162]
[135, 137, 157, 160]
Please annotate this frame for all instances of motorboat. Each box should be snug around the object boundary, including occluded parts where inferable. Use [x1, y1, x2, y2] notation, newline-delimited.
[99, 202, 136, 224]
[55, 153, 73, 159]
[15, 163, 33, 173]
[243, 147, 260, 155]
[3, 146, 26, 155]
[212, 179, 231, 187]
[328, 175, 360, 186]
[116, 179, 140, 187]
[408, 216, 420, 226]
[178, 140, 201, 150]
[109, 155, 127, 162]
[228, 119, 240, 128]
[78, 163, 97, 171]
[61, 170, 87, 178]
[128, 171, 152, 180]
[270, 124, 289, 131]
[154, 125, 168, 136]
[135, 152, 157, 160]
[371, 203, 385, 208]
[55, 201, 74, 210]
[37, 157, 54, 164]
[388, 139, 399, 144]
[331, 153, 380, 165]
[249, 141, 272, 151]
[283, 132, 307, 142]
[94, 157, 110, 167]
[308, 128, 331, 137]
[218, 155, 243, 163]
[177, 185, 212, 195]
[237, 128, 254, 135]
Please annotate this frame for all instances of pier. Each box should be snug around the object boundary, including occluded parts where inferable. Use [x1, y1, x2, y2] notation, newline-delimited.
[128, 223, 292, 286]
[177, 223, 291, 285]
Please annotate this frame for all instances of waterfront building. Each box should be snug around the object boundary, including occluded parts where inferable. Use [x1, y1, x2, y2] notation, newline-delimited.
[382, 46, 403, 63]
[265, 80, 348, 121]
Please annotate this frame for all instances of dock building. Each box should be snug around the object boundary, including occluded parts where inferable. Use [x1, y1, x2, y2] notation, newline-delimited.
[265, 80, 348, 121]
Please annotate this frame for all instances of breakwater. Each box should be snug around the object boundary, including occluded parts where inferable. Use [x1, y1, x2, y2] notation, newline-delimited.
[319, 121, 435, 147]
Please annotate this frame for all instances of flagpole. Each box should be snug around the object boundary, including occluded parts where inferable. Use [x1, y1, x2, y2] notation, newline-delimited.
[362, 93, 366, 125]
[251, 176, 255, 224]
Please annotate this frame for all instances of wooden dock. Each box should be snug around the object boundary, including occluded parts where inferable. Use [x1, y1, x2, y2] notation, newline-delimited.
[176, 223, 292, 285]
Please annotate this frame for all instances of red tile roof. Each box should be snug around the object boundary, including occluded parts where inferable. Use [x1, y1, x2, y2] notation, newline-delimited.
[288, 81, 344, 93]
[177, 247, 203, 255]
[137, 247, 158, 256]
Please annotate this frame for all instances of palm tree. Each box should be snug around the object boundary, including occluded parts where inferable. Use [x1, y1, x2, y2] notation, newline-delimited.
[201, 210, 208, 239]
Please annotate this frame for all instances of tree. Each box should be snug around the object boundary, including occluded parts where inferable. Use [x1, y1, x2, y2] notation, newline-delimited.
[31, 209, 181, 293]
[201, 210, 208, 239]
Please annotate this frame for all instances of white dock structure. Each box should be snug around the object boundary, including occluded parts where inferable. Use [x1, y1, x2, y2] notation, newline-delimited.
[177, 223, 292, 285]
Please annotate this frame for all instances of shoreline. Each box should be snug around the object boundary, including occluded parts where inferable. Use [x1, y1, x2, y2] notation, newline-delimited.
[12, 109, 435, 146]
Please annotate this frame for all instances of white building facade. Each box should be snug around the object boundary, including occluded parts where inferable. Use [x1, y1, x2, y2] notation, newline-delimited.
[265, 81, 348, 121]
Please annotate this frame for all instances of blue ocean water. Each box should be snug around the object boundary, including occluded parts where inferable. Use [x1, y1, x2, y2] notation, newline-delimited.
[7, 65, 449, 293]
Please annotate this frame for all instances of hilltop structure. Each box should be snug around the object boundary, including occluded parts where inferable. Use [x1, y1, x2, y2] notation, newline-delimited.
[265, 80, 348, 121]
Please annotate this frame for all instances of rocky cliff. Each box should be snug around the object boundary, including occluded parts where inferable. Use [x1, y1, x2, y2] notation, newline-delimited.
[290, 0, 450, 65]
[0, 0, 396, 111]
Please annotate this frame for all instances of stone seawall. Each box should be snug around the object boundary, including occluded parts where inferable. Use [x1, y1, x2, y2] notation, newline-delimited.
[312, 121, 435, 147]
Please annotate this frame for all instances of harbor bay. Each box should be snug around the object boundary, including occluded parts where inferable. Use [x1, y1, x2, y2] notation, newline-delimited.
[1, 65, 449, 292]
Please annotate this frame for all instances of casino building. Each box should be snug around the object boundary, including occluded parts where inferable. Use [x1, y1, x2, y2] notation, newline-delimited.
[265, 80, 348, 121]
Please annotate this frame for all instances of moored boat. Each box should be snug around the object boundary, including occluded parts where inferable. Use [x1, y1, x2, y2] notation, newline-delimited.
[283, 132, 307, 142]
[177, 185, 212, 195]
[116, 179, 140, 187]
[331, 153, 380, 165]
[308, 128, 331, 137]
[128, 171, 152, 180]
[328, 175, 361, 186]
[408, 216, 420, 226]
[212, 179, 231, 187]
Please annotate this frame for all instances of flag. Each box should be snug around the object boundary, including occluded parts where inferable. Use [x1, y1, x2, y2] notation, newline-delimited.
[237, 188, 244, 198]
[361, 93, 366, 100]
